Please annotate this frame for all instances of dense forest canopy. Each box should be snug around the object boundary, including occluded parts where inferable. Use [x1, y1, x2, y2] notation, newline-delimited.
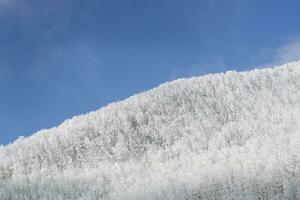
[0, 62, 300, 199]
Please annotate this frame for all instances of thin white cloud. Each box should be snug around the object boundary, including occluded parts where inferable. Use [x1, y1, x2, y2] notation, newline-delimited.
[168, 60, 227, 81]
[254, 35, 300, 69]
[28, 41, 103, 92]
[0, 0, 16, 11]
[259, 35, 300, 68]
[0, 0, 11, 6]
[273, 36, 300, 65]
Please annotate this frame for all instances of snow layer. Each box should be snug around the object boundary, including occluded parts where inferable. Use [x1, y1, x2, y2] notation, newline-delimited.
[1, 62, 300, 199]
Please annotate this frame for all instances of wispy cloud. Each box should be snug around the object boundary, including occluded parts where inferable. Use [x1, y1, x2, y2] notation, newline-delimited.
[29, 41, 103, 92]
[168, 59, 227, 81]
[273, 36, 300, 65]
[0, 0, 16, 13]
[257, 35, 300, 68]
[0, 0, 103, 90]
[0, 0, 12, 7]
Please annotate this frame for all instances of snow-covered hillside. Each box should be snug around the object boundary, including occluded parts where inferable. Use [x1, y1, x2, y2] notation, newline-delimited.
[1, 62, 300, 200]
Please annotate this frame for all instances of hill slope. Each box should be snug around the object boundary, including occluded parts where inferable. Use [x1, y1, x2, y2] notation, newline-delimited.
[1, 62, 300, 199]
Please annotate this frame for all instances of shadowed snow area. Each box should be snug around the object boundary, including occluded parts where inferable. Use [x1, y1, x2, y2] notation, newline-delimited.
[1, 61, 300, 199]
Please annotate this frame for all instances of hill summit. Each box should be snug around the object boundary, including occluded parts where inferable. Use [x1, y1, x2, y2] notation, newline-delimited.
[1, 62, 300, 200]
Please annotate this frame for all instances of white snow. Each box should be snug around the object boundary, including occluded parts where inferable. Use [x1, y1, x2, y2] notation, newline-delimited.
[0, 61, 300, 199]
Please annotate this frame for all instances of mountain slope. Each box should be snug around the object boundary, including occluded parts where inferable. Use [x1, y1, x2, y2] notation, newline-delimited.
[1, 62, 300, 199]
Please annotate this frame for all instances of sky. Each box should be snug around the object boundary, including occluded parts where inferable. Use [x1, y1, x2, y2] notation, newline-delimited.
[1, 0, 300, 145]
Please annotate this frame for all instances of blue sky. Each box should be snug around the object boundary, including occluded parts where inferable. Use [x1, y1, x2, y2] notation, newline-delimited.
[1, 0, 300, 144]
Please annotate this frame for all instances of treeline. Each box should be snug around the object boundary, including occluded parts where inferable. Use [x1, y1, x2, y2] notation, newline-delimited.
[0, 62, 300, 199]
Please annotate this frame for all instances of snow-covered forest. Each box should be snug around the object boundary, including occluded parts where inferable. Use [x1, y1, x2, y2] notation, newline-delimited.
[0, 62, 300, 199]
